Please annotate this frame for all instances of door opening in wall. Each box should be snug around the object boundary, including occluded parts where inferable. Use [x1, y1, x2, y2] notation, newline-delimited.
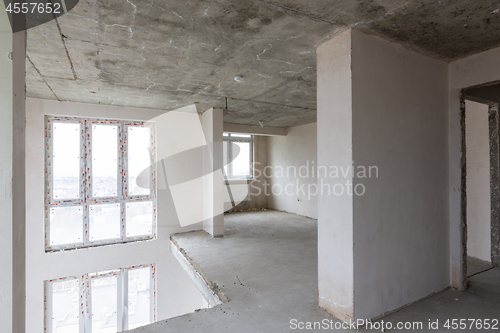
[461, 82, 500, 289]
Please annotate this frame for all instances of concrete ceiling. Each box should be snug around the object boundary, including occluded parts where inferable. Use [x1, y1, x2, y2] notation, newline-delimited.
[27, 0, 500, 127]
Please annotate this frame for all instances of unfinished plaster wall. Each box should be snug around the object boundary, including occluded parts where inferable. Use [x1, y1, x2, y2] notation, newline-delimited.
[267, 123, 317, 219]
[25, 98, 207, 332]
[351, 29, 449, 320]
[318, 29, 449, 321]
[449, 46, 500, 286]
[465, 100, 491, 262]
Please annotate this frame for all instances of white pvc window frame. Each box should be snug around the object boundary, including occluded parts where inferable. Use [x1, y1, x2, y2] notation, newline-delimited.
[223, 133, 253, 179]
[45, 264, 156, 333]
[45, 116, 157, 252]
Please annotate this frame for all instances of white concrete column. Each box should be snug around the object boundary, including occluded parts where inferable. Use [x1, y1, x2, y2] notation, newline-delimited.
[317, 29, 449, 322]
[0, 7, 26, 333]
[317, 29, 354, 323]
[202, 108, 224, 237]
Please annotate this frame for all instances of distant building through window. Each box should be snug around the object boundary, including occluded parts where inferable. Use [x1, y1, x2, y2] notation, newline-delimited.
[223, 133, 253, 179]
[45, 117, 156, 251]
[45, 265, 155, 332]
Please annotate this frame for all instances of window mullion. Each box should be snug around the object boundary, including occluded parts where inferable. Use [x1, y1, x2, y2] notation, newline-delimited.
[250, 136, 254, 179]
[117, 270, 126, 332]
[84, 276, 91, 333]
[228, 139, 233, 178]
[121, 122, 127, 241]
[80, 276, 86, 333]
[84, 120, 90, 246]
[45, 282, 53, 333]
[150, 266, 155, 323]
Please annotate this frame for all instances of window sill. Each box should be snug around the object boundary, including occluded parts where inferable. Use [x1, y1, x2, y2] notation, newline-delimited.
[45, 236, 156, 253]
[224, 178, 256, 185]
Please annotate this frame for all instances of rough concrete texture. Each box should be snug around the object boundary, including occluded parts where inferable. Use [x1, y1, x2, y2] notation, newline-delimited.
[27, 0, 500, 127]
[489, 104, 500, 267]
[130, 211, 500, 333]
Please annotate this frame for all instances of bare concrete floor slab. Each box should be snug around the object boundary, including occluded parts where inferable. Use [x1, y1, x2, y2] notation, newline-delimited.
[467, 256, 493, 277]
[131, 211, 500, 332]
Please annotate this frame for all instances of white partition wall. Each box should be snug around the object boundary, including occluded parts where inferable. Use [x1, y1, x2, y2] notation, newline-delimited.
[317, 29, 449, 321]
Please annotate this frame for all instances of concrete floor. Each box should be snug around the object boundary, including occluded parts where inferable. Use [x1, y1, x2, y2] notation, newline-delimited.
[131, 211, 500, 332]
[467, 256, 493, 277]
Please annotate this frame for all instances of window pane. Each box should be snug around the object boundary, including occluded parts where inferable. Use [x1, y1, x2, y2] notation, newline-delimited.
[128, 267, 151, 329]
[223, 141, 228, 177]
[232, 142, 251, 177]
[91, 276, 118, 333]
[92, 125, 118, 198]
[230, 133, 251, 138]
[50, 279, 80, 333]
[53, 123, 81, 200]
[89, 204, 121, 241]
[126, 201, 153, 237]
[49, 206, 83, 246]
[128, 127, 151, 196]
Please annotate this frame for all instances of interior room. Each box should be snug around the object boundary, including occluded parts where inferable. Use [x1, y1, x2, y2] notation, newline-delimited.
[2, 1, 500, 332]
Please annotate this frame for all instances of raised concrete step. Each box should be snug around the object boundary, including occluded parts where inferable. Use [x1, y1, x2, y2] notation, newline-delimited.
[169, 236, 228, 307]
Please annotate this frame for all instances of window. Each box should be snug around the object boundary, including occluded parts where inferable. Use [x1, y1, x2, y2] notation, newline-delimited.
[45, 117, 156, 251]
[223, 133, 253, 179]
[45, 265, 155, 332]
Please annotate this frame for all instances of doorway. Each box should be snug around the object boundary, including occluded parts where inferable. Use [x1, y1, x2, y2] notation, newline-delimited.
[461, 82, 500, 286]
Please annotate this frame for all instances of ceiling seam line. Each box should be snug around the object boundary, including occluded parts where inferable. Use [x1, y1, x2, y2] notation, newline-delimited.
[26, 55, 61, 101]
[226, 96, 315, 110]
[53, 15, 78, 80]
[255, 0, 335, 25]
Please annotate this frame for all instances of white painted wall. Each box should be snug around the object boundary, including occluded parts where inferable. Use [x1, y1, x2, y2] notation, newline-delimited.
[449, 45, 500, 288]
[0, 14, 14, 333]
[25, 98, 207, 332]
[267, 123, 317, 219]
[466, 100, 491, 262]
[317, 29, 449, 321]
[0, 8, 26, 333]
[351, 29, 449, 320]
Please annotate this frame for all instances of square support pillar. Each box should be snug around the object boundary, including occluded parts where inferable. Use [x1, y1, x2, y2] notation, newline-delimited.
[0, 8, 26, 333]
[317, 29, 449, 322]
[317, 29, 354, 323]
[202, 108, 224, 237]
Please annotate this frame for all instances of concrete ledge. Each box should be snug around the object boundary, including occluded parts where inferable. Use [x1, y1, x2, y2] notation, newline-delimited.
[169, 237, 228, 307]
